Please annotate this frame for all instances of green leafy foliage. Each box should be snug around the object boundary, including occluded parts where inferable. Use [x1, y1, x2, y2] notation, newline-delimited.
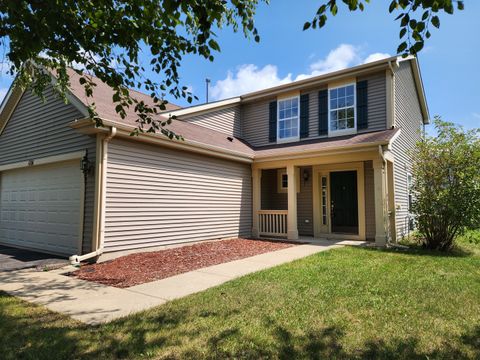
[303, 0, 464, 57]
[0, 1, 465, 137]
[0, 0, 264, 136]
[410, 117, 480, 251]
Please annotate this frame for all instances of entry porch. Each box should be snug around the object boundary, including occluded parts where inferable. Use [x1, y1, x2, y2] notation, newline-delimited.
[252, 148, 396, 245]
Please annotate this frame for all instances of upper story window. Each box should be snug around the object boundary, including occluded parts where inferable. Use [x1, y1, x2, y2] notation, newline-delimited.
[277, 97, 299, 142]
[329, 84, 356, 135]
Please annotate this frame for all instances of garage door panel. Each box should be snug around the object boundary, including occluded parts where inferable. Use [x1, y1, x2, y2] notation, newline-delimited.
[0, 160, 82, 255]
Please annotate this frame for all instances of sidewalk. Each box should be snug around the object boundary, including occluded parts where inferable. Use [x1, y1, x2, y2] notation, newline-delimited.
[0, 240, 364, 325]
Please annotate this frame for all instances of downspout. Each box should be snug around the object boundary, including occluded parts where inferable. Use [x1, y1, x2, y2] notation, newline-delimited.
[69, 126, 117, 265]
[387, 60, 396, 129]
[378, 145, 390, 245]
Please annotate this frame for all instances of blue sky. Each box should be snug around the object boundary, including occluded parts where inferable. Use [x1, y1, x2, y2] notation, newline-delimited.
[0, 1, 479, 131]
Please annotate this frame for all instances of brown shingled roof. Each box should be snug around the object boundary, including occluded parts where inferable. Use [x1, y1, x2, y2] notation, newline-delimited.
[66, 68, 181, 120]
[65, 68, 254, 157]
[64, 69, 397, 160]
[254, 129, 399, 158]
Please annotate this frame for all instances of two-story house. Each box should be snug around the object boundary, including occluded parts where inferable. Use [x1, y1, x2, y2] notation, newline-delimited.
[0, 55, 428, 262]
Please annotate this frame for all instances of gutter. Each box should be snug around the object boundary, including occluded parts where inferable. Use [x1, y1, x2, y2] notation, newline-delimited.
[69, 118, 254, 163]
[69, 126, 117, 265]
[253, 139, 391, 163]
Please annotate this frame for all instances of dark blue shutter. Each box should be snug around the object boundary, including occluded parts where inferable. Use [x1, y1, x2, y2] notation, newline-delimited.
[357, 80, 368, 130]
[269, 101, 277, 142]
[318, 90, 328, 136]
[300, 94, 309, 139]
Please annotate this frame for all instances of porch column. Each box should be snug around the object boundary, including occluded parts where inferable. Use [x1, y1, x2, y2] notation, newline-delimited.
[373, 159, 387, 246]
[287, 164, 299, 240]
[252, 167, 261, 238]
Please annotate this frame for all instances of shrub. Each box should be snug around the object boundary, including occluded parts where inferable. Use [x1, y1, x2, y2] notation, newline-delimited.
[410, 117, 480, 251]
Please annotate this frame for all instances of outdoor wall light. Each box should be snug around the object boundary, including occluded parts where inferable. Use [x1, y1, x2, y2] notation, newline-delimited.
[81, 153, 93, 176]
[303, 169, 310, 182]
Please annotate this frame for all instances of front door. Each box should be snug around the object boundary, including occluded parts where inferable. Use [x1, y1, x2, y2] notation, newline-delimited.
[330, 171, 358, 234]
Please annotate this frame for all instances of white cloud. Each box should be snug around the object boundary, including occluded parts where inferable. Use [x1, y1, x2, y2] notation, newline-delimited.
[296, 44, 361, 81]
[363, 52, 391, 64]
[210, 64, 292, 100]
[210, 44, 390, 100]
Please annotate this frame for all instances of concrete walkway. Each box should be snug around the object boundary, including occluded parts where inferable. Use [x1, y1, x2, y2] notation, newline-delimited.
[0, 239, 365, 325]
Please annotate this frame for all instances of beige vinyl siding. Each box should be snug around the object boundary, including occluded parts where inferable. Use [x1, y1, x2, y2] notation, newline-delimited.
[392, 61, 423, 239]
[260, 167, 313, 236]
[104, 139, 252, 252]
[182, 105, 241, 137]
[240, 71, 387, 147]
[364, 160, 376, 240]
[0, 86, 96, 254]
[241, 97, 272, 147]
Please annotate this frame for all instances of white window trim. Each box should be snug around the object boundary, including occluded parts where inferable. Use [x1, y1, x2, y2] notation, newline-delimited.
[277, 96, 300, 143]
[328, 83, 357, 137]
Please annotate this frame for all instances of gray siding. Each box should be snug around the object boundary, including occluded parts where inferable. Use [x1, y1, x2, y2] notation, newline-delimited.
[0, 86, 96, 254]
[240, 71, 387, 147]
[260, 167, 313, 236]
[297, 167, 313, 236]
[357, 72, 387, 133]
[392, 61, 423, 239]
[104, 139, 252, 252]
[182, 105, 241, 137]
[364, 161, 376, 240]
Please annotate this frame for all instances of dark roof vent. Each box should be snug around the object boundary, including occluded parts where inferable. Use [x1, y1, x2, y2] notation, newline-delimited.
[227, 136, 234, 142]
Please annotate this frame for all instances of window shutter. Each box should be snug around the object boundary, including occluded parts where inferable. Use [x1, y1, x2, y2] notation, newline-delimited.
[269, 101, 277, 142]
[357, 80, 368, 130]
[300, 94, 309, 139]
[318, 90, 328, 136]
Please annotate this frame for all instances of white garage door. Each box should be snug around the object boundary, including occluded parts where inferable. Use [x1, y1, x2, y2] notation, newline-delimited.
[0, 160, 82, 255]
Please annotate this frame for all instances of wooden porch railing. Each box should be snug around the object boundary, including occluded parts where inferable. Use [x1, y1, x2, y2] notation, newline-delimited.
[258, 210, 288, 237]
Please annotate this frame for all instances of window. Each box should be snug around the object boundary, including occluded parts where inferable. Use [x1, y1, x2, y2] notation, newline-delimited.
[277, 97, 299, 141]
[407, 173, 415, 231]
[277, 169, 300, 193]
[407, 173, 413, 212]
[281, 173, 288, 189]
[321, 176, 328, 225]
[329, 84, 356, 134]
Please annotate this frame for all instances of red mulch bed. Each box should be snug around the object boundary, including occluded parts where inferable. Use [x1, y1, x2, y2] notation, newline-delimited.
[69, 238, 295, 288]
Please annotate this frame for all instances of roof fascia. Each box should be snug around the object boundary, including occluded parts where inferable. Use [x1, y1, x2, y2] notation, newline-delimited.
[240, 56, 398, 102]
[69, 118, 254, 163]
[167, 97, 241, 118]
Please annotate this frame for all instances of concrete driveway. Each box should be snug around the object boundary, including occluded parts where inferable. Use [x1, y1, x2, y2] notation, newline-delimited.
[0, 245, 68, 271]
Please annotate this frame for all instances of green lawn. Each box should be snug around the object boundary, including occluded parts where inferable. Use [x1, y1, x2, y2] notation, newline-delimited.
[1, 235, 479, 359]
